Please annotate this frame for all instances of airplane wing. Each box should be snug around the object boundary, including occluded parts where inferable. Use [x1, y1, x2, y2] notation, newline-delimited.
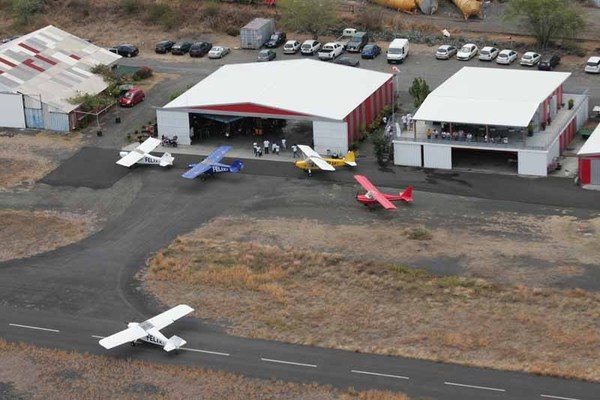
[297, 145, 321, 158]
[308, 156, 336, 171]
[116, 137, 162, 167]
[99, 324, 147, 349]
[145, 304, 194, 330]
[205, 146, 232, 164]
[354, 175, 396, 210]
[182, 162, 212, 179]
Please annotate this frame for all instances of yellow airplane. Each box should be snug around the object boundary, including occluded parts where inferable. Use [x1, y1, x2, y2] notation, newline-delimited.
[295, 144, 357, 176]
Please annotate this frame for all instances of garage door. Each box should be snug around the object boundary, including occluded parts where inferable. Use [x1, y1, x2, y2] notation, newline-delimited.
[591, 159, 600, 185]
[0, 92, 25, 128]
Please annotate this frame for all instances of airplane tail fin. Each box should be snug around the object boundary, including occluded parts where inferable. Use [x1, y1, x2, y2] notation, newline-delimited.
[159, 152, 174, 167]
[344, 151, 357, 167]
[163, 335, 186, 352]
[230, 160, 244, 173]
[400, 186, 414, 203]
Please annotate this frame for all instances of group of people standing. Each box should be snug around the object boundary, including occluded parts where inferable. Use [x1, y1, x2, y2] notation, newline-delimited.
[253, 138, 299, 158]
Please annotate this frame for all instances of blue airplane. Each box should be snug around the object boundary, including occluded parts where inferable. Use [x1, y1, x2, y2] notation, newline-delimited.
[182, 146, 243, 180]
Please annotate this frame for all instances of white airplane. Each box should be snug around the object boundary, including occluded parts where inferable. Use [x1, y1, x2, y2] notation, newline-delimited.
[116, 137, 174, 168]
[99, 304, 194, 352]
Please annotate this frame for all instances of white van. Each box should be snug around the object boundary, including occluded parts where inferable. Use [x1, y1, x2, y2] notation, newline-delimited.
[387, 38, 409, 64]
[585, 56, 600, 74]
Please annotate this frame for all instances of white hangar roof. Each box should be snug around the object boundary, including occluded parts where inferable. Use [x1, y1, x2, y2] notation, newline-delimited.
[578, 123, 600, 157]
[0, 25, 120, 113]
[163, 59, 393, 121]
[413, 67, 571, 128]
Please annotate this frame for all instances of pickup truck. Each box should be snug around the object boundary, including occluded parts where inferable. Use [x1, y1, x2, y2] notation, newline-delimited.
[345, 32, 369, 53]
[336, 28, 357, 50]
[318, 42, 344, 60]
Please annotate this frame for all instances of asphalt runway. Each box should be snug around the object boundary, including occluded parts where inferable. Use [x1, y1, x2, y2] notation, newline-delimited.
[2, 149, 600, 399]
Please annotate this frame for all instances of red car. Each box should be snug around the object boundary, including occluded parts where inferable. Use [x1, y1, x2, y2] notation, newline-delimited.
[119, 88, 145, 107]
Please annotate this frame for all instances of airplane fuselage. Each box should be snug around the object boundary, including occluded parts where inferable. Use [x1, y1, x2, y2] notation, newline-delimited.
[295, 158, 349, 171]
[356, 193, 409, 206]
[127, 322, 169, 347]
[119, 151, 162, 165]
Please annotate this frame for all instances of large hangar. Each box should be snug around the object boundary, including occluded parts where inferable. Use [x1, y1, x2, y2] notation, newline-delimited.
[157, 59, 394, 154]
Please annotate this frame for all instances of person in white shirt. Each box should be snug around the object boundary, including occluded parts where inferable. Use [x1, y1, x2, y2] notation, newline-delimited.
[263, 139, 270, 154]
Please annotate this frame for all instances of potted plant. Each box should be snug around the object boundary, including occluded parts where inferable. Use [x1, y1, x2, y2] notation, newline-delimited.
[527, 123, 534, 137]
[568, 99, 574, 110]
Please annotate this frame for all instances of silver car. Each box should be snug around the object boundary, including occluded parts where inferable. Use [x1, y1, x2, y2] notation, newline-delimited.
[208, 46, 230, 59]
[520, 51, 541, 66]
[435, 45, 457, 60]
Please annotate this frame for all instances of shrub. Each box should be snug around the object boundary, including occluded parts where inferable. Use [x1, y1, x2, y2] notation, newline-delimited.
[147, 3, 176, 29]
[11, 0, 45, 25]
[568, 99, 574, 110]
[225, 26, 239, 37]
[121, 0, 139, 13]
[404, 227, 432, 241]
[133, 66, 153, 81]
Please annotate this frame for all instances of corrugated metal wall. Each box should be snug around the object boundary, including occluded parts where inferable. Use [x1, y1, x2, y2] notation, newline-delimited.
[423, 144, 451, 169]
[23, 94, 44, 129]
[393, 142, 422, 167]
[48, 111, 69, 131]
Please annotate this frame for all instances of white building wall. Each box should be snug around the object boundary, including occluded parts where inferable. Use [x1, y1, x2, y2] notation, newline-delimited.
[0, 92, 25, 128]
[157, 109, 191, 145]
[575, 96, 589, 130]
[393, 141, 422, 167]
[423, 144, 451, 169]
[518, 150, 548, 176]
[313, 120, 348, 156]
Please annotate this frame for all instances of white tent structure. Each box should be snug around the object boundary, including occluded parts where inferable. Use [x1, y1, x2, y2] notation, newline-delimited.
[157, 59, 394, 153]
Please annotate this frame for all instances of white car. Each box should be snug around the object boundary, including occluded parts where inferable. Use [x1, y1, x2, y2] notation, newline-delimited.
[301, 40, 321, 55]
[496, 49, 518, 65]
[435, 45, 457, 60]
[318, 42, 343, 60]
[478, 46, 499, 61]
[457, 43, 478, 60]
[207, 46, 230, 59]
[585, 56, 600, 74]
[520, 51, 541, 66]
[283, 40, 301, 54]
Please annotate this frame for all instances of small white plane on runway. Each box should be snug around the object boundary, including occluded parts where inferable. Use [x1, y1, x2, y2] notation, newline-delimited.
[99, 304, 194, 352]
[116, 137, 174, 168]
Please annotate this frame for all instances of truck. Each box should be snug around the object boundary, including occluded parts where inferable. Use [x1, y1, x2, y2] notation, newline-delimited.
[336, 28, 357, 49]
[387, 38, 409, 64]
[318, 42, 344, 60]
[345, 32, 369, 53]
[240, 18, 275, 49]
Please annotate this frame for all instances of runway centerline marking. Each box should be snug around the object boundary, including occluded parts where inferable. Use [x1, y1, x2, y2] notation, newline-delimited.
[541, 395, 582, 400]
[351, 369, 409, 380]
[9, 323, 59, 333]
[261, 358, 317, 368]
[181, 348, 230, 357]
[444, 381, 506, 392]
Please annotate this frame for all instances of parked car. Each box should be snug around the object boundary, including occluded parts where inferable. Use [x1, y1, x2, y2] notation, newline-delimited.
[496, 49, 518, 65]
[584, 56, 600, 74]
[457, 43, 478, 60]
[361, 44, 381, 59]
[478, 46, 499, 61]
[257, 49, 276, 62]
[119, 88, 145, 107]
[301, 40, 321, 55]
[520, 51, 541, 66]
[318, 42, 343, 60]
[345, 32, 369, 52]
[189, 42, 212, 57]
[265, 32, 286, 48]
[333, 57, 360, 67]
[155, 40, 175, 54]
[109, 44, 139, 57]
[208, 46, 231, 59]
[435, 44, 457, 60]
[283, 40, 301, 54]
[538, 54, 560, 70]
[171, 41, 193, 55]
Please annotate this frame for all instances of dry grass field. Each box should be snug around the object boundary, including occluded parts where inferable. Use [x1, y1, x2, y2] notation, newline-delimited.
[145, 217, 600, 382]
[0, 339, 408, 400]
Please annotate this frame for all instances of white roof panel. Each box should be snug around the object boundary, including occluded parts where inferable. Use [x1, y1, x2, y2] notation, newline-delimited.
[577, 124, 600, 156]
[164, 59, 393, 121]
[413, 67, 571, 127]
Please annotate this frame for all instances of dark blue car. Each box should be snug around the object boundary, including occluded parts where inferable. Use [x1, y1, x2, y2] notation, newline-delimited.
[361, 44, 381, 59]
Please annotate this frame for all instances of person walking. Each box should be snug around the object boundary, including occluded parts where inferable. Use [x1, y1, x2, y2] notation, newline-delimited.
[257, 146, 263, 157]
[272, 142, 277, 154]
[292, 144, 298, 158]
[281, 138, 287, 150]
[402, 114, 407, 130]
[263, 139, 270, 154]
[275, 144, 280, 155]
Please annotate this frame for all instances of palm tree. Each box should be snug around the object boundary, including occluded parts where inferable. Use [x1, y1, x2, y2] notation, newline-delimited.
[409, 77, 430, 108]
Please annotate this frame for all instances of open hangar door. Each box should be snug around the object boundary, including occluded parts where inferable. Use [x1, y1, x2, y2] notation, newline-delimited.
[452, 147, 518, 174]
[0, 92, 26, 129]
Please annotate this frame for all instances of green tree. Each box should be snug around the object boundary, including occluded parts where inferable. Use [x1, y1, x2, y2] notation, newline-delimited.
[278, 0, 339, 40]
[372, 131, 391, 166]
[408, 77, 430, 108]
[11, 0, 45, 26]
[504, 0, 586, 49]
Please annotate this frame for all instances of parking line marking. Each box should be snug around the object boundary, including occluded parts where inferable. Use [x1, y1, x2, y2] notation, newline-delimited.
[180, 347, 230, 357]
[260, 358, 317, 368]
[444, 381, 506, 392]
[351, 369, 409, 380]
[91, 335, 104, 339]
[9, 323, 59, 333]
[541, 395, 582, 400]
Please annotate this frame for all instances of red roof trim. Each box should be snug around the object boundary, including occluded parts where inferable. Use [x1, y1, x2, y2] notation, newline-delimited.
[70, 54, 81, 60]
[35, 54, 57, 65]
[0, 57, 16, 68]
[23, 59, 44, 72]
[19, 43, 40, 54]
[193, 103, 310, 117]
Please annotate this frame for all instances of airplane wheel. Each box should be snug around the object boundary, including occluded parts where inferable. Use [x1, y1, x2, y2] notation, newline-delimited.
[130, 341, 136, 346]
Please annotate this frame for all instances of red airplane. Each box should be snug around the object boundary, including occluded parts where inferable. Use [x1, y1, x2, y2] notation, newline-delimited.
[353, 175, 413, 210]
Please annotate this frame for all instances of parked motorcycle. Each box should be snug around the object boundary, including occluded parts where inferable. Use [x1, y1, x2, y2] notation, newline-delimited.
[161, 135, 178, 147]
